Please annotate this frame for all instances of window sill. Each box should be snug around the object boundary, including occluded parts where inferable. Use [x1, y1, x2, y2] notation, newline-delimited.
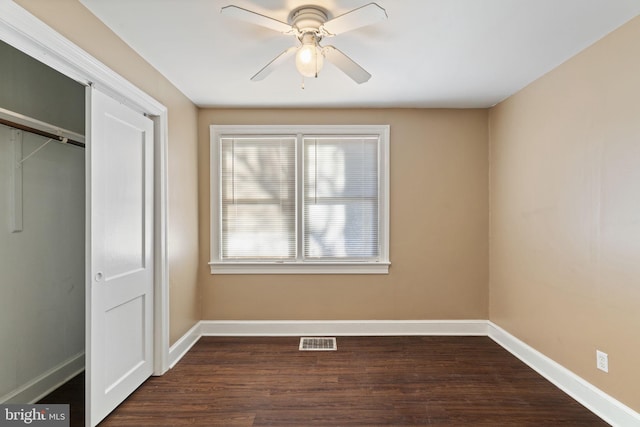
[209, 262, 390, 275]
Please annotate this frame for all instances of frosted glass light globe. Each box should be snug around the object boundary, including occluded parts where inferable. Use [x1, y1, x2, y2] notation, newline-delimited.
[295, 43, 324, 77]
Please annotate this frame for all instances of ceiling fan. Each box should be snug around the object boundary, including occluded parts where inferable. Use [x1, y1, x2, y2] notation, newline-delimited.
[221, 2, 388, 84]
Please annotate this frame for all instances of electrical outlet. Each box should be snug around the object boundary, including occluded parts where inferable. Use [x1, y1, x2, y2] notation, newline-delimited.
[596, 350, 608, 373]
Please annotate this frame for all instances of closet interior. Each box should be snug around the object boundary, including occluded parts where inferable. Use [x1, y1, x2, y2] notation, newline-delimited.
[0, 39, 86, 405]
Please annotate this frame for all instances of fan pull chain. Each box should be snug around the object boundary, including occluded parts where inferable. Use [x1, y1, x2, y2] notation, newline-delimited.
[301, 76, 305, 90]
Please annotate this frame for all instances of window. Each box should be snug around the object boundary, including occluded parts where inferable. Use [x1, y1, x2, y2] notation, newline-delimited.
[210, 125, 390, 274]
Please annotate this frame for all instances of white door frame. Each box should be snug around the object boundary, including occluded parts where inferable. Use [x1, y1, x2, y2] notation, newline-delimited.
[0, 0, 170, 375]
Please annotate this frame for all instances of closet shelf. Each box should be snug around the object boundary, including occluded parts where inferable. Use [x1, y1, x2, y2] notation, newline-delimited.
[0, 107, 85, 148]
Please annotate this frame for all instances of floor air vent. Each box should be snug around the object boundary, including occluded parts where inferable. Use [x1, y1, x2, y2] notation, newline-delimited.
[299, 337, 337, 351]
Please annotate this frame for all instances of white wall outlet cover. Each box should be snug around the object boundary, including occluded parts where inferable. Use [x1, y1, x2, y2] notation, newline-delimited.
[596, 350, 609, 373]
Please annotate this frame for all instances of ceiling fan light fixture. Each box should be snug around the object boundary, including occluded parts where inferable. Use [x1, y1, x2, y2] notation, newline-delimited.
[221, 3, 387, 84]
[295, 33, 324, 78]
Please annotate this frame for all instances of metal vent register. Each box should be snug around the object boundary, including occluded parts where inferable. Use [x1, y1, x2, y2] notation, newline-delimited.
[299, 337, 337, 351]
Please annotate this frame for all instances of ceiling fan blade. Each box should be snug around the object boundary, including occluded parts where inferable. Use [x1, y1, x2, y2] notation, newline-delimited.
[251, 46, 298, 81]
[321, 3, 387, 36]
[322, 46, 371, 84]
[221, 5, 293, 34]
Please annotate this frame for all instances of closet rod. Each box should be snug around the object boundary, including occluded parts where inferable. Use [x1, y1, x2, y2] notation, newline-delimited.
[0, 117, 85, 148]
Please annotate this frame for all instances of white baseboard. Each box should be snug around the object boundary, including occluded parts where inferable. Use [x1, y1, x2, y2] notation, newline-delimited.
[198, 319, 488, 337]
[167, 319, 638, 426]
[488, 322, 640, 427]
[0, 352, 84, 404]
[168, 322, 202, 368]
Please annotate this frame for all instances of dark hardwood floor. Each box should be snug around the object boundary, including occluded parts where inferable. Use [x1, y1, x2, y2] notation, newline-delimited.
[42, 336, 609, 426]
[37, 371, 85, 426]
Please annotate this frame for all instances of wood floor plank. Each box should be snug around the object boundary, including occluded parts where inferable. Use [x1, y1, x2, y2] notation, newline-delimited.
[37, 371, 85, 426]
[41, 336, 609, 426]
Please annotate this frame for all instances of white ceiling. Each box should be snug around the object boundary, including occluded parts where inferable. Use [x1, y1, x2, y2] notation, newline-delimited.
[80, 0, 640, 108]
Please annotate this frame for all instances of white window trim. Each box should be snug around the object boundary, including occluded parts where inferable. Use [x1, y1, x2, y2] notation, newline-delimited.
[209, 124, 390, 274]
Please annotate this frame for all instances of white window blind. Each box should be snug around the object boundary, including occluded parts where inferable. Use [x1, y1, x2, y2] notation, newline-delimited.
[210, 125, 390, 274]
[220, 137, 296, 259]
[304, 137, 379, 260]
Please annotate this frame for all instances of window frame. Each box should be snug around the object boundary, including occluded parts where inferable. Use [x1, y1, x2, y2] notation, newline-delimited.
[209, 124, 390, 274]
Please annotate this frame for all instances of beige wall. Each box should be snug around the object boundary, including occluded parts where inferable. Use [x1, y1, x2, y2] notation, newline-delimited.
[199, 108, 489, 320]
[489, 16, 640, 411]
[15, 0, 201, 344]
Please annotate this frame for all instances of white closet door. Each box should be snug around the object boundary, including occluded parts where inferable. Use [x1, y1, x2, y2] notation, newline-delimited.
[86, 87, 154, 427]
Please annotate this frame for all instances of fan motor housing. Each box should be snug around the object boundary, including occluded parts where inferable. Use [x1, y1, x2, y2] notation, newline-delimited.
[289, 6, 329, 33]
